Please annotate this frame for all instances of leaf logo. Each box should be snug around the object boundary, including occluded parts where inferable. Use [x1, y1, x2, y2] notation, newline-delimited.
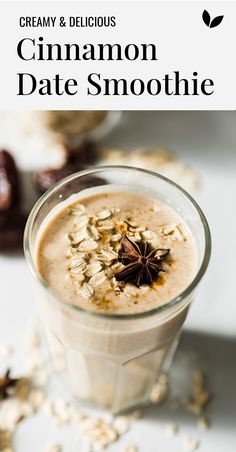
[202, 10, 224, 28]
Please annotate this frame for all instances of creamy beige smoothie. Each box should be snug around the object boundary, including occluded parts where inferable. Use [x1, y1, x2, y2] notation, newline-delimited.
[33, 188, 199, 412]
[37, 192, 197, 315]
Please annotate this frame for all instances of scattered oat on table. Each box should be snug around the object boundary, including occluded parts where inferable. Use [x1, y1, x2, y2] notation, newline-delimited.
[165, 423, 179, 437]
[150, 374, 168, 404]
[122, 444, 138, 452]
[198, 416, 210, 430]
[112, 416, 130, 434]
[24, 330, 41, 349]
[79, 418, 118, 450]
[184, 370, 211, 415]
[44, 443, 62, 452]
[183, 436, 199, 451]
[0, 346, 13, 360]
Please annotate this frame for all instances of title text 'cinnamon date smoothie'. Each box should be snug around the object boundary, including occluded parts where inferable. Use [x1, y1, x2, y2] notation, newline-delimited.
[24, 167, 211, 413]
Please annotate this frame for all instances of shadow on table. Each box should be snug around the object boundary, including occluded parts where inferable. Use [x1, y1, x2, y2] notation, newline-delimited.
[144, 330, 236, 431]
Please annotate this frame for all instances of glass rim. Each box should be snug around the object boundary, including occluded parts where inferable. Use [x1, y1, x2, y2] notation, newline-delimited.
[24, 165, 211, 321]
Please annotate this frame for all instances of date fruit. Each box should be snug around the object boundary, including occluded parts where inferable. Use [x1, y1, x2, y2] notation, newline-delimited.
[0, 209, 27, 251]
[0, 150, 20, 211]
[35, 158, 85, 194]
[65, 141, 99, 165]
[73, 175, 105, 192]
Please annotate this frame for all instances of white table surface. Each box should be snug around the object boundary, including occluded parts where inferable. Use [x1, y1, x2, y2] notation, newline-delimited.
[0, 111, 236, 451]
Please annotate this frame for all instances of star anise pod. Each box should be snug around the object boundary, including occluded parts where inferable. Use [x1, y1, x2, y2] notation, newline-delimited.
[0, 369, 19, 400]
[115, 235, 170, 287]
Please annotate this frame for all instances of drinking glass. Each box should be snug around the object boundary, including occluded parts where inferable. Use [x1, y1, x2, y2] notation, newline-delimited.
[24, 166, 211, 413]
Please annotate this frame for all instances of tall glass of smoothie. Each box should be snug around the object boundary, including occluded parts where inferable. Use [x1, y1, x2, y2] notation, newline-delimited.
[24, 166, 211, 413]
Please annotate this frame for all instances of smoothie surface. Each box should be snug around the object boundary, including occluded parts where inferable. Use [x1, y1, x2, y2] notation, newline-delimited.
[37, 191, 197, 314]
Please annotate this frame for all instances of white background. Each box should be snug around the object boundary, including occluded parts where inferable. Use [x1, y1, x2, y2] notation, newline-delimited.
[0, 1, 235, 109]
[0, 111, 236, 451]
